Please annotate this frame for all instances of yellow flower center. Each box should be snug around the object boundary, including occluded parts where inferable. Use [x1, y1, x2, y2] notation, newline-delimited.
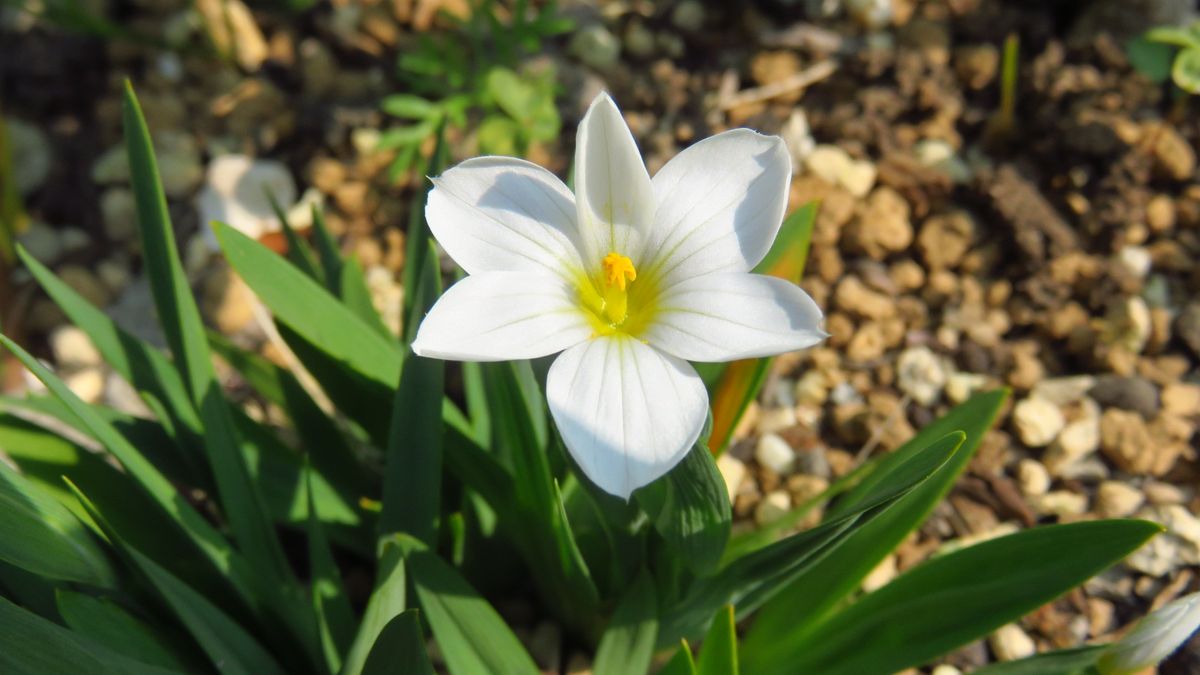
[578, 251, 656, 336]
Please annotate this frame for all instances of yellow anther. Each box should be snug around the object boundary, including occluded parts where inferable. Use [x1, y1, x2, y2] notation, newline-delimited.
[602, 252, 637, 291]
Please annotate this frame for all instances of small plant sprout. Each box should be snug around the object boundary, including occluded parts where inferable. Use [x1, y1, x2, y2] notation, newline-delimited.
[412, 93, 828, 498]
[1142, 21, 1200, 94]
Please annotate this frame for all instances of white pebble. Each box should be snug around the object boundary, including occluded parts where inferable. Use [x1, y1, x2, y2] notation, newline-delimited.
[755, 433, 795, 475]
[1012, 396, 1065, 448]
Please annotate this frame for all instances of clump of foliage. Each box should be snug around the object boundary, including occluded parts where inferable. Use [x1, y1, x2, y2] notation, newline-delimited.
[0, 85, 1174, 675]
[1128, 21, 1200, 94]
[379, 0, 572, 179]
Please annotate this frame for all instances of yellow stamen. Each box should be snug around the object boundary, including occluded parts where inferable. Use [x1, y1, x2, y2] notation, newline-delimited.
[602, 252, 637, 291]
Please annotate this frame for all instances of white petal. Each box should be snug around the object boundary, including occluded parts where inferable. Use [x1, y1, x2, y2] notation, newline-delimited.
[644, 273, 827, 362]
[642, 129, 791, 284]
[547, 336, 707, 500]
[425, 157, 585, 278]
[574, 93, 655, 266]
[411, 272, 591, 361]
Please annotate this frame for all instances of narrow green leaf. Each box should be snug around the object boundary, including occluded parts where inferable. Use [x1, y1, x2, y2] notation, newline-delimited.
[381, 241, 444, 544]
[753, 201, 818, 281]
[0, 335, 258, 605]
[972, 645, 1107, 675]
[341, 539, 407, 675]
[69, 481, 287, 675]
[636, 442, 730, 575]
[659, 641, 698, 675]
[696, 605, 737, 675]
[339, 257, 392, 339]
[124, 83, 288, 578]
[310, 205, 343, 291]
[661, 432, 964, 647]
[401, 126, 447, 333]
[744, 391, 1008, 650]
[594, 569, 658, 675]
[747, 520, 1162, 675]
[402, 536, 539, 675]
[266, 189, 323, 283]
[361, 610, 435, 675]
[1172, 46, 1200, 93]
[0, 596, 178, 675]
[307, 470, 355, 675]
[1145, 25, 1200, 48]
[381, 94, 439, 120]
[0, 455, 116, 587]
[19, 245, 206, 479]
[56, 590, 193, 671]
[214, 221, 402, 389]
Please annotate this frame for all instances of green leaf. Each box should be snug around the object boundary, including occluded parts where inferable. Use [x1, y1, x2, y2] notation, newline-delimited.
[1127, 34, 1174, 83]
[381, 94, 439, 120]
[973, 645, 1107, 675]
[18, 246, 206, 479]
[635, 442, 730, 575]
[0, 455, 116, 587]
[1172, 46, 1200, 93]
[361, 610, 435, 675]
[594, 569, 658, 675]
[0, 596, 178, 675]
[477, 115, 520, 156]
[752, 201, 818, 282]
[401, 126, 447, 336]
[266, 189, 323, 283]
[342, 539, 408, 675]
[0, 336, 258, 606]
[743, 391, 1008, 654]
[696, 605, 738, 675]
[124, 83, 287, 578]
[69, 481, 287, 675]
[56, 590, 193, 671]
[1145, 25, 1200, 49]
[659, 641, 698, 675]
[377, 124, 434, 150]
[381, 246, 444, 545]
[339, 257, 393, 339]
[746, 520, 1162, 675]
[402, 536, 539, 675]
[214, 221, 403, 389]
[306, 470, 355, 675]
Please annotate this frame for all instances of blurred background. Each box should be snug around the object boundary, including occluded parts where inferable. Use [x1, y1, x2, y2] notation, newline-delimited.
[2, 0, 1199, 670]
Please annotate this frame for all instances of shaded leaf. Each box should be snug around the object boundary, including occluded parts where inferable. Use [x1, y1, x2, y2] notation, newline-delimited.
[594, 570, 658, 675]
[636, 442, 730, 576]
[696, 605, 738, 675]
[361, 610, 435, 675]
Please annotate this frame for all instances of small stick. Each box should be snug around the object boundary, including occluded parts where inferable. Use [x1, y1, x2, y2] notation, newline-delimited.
[718, 60, 838, 110]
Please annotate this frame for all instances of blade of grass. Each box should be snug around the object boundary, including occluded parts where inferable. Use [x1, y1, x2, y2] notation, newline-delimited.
[341, 538, 408, 675]
[361, 610, 435, 675]
[124, 82, 288, 579]
[307, 469, 355, 675]
[594, 569, 658, 675]
[56, 590, 196, 671]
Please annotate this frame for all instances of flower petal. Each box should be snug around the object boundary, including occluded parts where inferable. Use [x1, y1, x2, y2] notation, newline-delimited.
[574, 93, 655, 267]
[644, 273, 827, 362]
[547, 336, 707, 500]
[642, 129, 790, 284]
[425, 157, 585, 278]
[411, 272, 591, 361]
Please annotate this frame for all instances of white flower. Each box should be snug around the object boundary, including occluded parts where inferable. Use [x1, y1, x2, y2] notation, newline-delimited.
[1098, 591, 1200, 675]
[412, 93, 827, 499]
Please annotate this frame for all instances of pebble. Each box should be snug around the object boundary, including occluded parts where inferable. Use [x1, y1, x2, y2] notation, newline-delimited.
[1177, 303, 1200, 358]
[1126, 505, 1200, 576]
[1031, 376, 1096, 406]
[48, 326, 102, 369]
[1150, 124, 1196, 181]
[92, 131, 202, 198]
[100, 188, 138, 241]
[780, 109, 816, 169]
[1096, 481, 1145, 518]
[861, 554, 897, 592]
[756, 406, 797, 434]
[64, 368, 105, 404]
[989, 624, 1036, 661]
[1044, 408, 1100, 476]
[896, 346, 946, 406]
[1161, 383, 1200, 417]
[1016, 459, 1051, 497]
[622, 20, 655, 59]
[569, 25, 620, 71]
[16, 221, 63, 264]
[1145, 194, 1176, 232]
[6, 117, 51, 195]
[794, 370, 829, 405]
[914, 139, 972, 183]
[1012, 396, 1065, 448]
[1100, 408, 1156, 475]
[917, 211, 975, 270]
[846, 187, 911, 259]
[755, 433, 795, 475]
[201, 268, 256, 334]
[1116, 246, 1152, 279]
[1090, 375, 1160, 418]
[754, 490, 792, 526]
[804, 145, 877, 198]
[835, 276, 895, 319]
[195, 0, 268, 71]
[1035, 490, 1088, 517]
[1143, 480, 1188, 505]
[945, 372, 988, 404]
[846, 0, 891, 30]
[195, 154, 297, 248]
[716, 453, 746, 502]
[1099, 297, 1152, 353]
[671, 0, 705, 32]
[931, 666, 963, 675]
